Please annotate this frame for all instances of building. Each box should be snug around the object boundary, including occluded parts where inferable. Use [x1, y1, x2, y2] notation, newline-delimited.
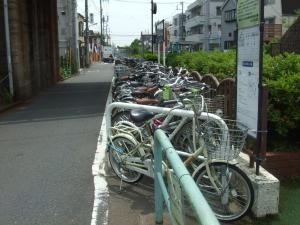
[77, 13, 85, 68]
[281, 0, 300, 34]
[280, 17, 300, 54]
[88, 30, 101, 63]
[0, 0, 59, 101]
[220, 0, 237, 50]
[140, 33, 152, 52]
[221, 0, 300, 50]
[57, 0, 79, 72]
[185, 0, 224, 51]
[169, 13, 186, 52]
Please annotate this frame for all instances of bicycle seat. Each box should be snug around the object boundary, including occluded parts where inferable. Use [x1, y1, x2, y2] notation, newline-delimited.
[130, 109, 155, 123]
[135, 98, 160, 105]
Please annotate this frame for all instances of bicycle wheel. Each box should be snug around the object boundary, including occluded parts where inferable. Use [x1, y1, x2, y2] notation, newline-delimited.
[194, 162, 254, 222]
[172, 120, 203, 153]
[109, 135, 143, 183]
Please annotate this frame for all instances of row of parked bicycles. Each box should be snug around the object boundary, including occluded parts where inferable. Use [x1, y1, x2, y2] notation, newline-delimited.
[108, 61, 254, 222]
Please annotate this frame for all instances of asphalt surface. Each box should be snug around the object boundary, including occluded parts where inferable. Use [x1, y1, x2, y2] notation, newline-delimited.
[0, 63, 112, 225]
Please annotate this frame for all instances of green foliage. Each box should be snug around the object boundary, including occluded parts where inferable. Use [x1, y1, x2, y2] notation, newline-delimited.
[167, 50, 300, 146]
[144, 52, 157, 61]
[166, 51, 236, 80]
[266, 73, 300, 137]
[128, 39, 141, 55]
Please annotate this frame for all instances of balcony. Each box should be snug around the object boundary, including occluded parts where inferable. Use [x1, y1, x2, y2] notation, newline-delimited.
[185, 33, 205, 43]
[264, 24, 282, 42]
[185, 15, 206, 29]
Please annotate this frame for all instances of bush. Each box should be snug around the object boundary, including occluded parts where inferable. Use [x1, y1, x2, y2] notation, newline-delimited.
[166, 51, 236, 80]
[167, 50, 300, 146]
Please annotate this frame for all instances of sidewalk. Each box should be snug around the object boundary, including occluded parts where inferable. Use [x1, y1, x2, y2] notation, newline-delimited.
[0, 63, 113, 225]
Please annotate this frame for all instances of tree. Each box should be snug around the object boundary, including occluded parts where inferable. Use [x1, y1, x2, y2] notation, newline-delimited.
[129, 39, 141, 55]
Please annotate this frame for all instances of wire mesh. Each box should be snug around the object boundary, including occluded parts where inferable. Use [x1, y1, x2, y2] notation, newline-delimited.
[200, 119, 248, 161]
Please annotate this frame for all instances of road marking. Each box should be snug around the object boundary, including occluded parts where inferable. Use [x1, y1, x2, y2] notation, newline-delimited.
[91, 86, 112, 225]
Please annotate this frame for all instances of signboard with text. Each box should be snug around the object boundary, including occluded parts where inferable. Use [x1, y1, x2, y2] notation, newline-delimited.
[236, 0, 261, 138]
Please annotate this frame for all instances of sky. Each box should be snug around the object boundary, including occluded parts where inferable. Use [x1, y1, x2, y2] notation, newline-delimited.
[77, 0, 195, 46]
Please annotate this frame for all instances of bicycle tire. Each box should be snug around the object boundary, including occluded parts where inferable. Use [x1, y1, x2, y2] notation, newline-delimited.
[194, 162, 254, 222]
[109, 135, 143, 183]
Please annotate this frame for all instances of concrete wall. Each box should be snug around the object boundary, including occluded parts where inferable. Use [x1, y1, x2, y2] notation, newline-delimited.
[0, 0, 8, 84]
[7, 0, 59, 100]
[264, 0, 282, 24]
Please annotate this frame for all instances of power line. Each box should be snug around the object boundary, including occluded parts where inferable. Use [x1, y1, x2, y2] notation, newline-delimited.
[110, 0, 187, 5]
[110, 34, 140, 36]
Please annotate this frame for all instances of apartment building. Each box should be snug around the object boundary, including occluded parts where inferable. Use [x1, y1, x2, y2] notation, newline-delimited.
[221, 0, 300, 50]
[169, 13, 186, 52]
[185, 0, 224, 51]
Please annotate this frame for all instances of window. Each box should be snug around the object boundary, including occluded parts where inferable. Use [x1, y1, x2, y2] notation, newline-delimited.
[265, 17, 275, 24]
[264, 0, 275, 5]
[78, 22, 84, 37]
[224, 9, 236, 22]
[190, 25, 204, 35]
[218, 24, 221, 31]
[173, 18, 178, 26]
[208, 25, 212, 33]
[174, 30, 177, 36]
[190, 6, 202, 18]
[216, 7, 222, 16]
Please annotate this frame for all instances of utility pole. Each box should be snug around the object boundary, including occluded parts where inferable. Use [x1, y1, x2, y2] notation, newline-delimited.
[100, 0, 103, 59]
[102, 16, 105, 45]
[151, 0, 153, 53]
[3, 0, 14, 96]
[141, 32, 144, 58]
[151, 1, 157, 54]
[180, 2, 184, 49]
[85, 0, 89, 67]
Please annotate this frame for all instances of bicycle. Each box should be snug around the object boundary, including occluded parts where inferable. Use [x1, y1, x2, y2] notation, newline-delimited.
[108, 97, 254, 222]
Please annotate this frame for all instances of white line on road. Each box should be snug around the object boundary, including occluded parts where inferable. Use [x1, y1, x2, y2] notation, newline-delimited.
[90, 87, 112, 225]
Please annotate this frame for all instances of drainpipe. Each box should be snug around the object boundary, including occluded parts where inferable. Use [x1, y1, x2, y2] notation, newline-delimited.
[3, 0, 14, 96]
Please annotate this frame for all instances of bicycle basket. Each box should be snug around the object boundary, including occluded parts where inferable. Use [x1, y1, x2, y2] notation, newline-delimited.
[204, 95, 225, 118]
[201, 119, 248, 161]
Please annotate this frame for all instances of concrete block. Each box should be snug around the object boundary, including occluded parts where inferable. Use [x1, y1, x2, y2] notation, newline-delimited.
[237, 153, 280, 217]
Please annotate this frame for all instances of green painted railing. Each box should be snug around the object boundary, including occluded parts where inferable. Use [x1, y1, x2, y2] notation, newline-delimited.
[154, 129, 220, 225]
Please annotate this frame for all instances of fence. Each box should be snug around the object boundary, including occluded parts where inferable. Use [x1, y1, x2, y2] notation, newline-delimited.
[154, 129, 220, 225]
[190, 71, 300, 178]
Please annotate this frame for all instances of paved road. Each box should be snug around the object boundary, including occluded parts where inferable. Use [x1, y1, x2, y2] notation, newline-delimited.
[0, 63, 112, 225]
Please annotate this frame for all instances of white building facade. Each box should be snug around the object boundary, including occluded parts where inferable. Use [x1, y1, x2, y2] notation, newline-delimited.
[185, 0, 224, 51]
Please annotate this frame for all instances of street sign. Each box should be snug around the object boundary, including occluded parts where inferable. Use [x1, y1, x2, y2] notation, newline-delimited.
[237, 0, 260, 29]
[236, 0, 262, 138]
[236, 26, 260, 138]
[156, 20, 165, 43]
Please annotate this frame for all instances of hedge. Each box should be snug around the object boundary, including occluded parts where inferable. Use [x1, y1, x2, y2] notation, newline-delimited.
[166, 51, 300, 145]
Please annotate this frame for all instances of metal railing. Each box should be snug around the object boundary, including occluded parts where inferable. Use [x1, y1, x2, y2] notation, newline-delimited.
[154, 129, 220, 225]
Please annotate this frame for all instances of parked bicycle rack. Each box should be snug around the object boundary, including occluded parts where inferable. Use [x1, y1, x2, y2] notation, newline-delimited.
[106, 102, 226, 224]
[106, 102, 227, 138]
[154, 129, 220, 225]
